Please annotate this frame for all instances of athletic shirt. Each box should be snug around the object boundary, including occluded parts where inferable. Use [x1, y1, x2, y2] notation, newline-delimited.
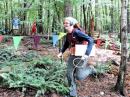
[61, 28, 93, 55]
[66, 29, 87, 47]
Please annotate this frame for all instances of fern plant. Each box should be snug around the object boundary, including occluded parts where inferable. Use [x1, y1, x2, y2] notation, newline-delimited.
[94, 61, 112, 74]
[0, 55, 69, 96]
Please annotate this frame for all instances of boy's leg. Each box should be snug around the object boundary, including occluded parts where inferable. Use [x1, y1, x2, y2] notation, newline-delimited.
[67, 55, 77, 96]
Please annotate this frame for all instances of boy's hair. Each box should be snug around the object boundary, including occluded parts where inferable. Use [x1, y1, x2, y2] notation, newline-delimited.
[65, 17, 86, 33]
[65, 17, 78, 26]
[74, 23, 85, 33]
[74, 23, 80, 29]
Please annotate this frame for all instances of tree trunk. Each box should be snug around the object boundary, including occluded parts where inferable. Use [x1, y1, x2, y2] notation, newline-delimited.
[95, 0, 98, 31]
[110, 0, 114, 33]
[82, 0, 87, 33]
[64, 0, 72, 17]
[115, 0, 128, 96]
[87, 0, 93, 35]
[54, 0, 60, 23]
[5, 1, 8, 34]
[9, 0, 13, 32]
[47, 9, 50, 38]
[37, 0, 43, 34]
[127, 0, 130, 33]
[23, 0, 27, 35]
[80, 5, 83, 27]
[90, 16, 94, 33]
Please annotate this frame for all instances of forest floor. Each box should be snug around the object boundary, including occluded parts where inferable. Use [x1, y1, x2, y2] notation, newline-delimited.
[0, 37, 130, 97]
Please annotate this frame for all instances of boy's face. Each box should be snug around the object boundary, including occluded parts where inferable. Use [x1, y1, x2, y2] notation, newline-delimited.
[63, 19, 71, 30]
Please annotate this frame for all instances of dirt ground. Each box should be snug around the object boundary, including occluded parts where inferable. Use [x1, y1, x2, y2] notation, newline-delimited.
[0, 39, 130, 97]
[0, 65, 129, 97]
[0, 74, 124, 97]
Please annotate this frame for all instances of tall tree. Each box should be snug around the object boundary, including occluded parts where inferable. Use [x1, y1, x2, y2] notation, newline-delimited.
[127, 0, 130, 33]
[37, 0, 43, 34]
[5, 0, 8, 33]
[115, 0, 128, 96]
[82, 0, 87, 33]
[64, 0, 72, 17]
[86, 0, 92, 33]
[90, 16, 94, 33]
[95, 0, 98, 31]
[110, 0, 114, 33]
[22, 0, 27, 35]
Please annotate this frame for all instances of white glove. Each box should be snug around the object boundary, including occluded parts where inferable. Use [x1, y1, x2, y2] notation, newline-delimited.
[57, 52, 63, 58]
[81, 55, 89, 60]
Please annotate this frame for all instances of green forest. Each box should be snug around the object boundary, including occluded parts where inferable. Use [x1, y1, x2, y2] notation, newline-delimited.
[0, 0, 129, 35]
[0, 0, 130, 97]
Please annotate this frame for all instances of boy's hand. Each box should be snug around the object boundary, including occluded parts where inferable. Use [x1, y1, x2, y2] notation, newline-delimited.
[57, 52, 63, 58]
[81, 55, 89, 60]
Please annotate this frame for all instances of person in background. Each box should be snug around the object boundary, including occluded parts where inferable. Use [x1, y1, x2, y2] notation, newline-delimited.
[12, 16, 20, 35]
[31, 21, 37, 35]
[57, 17, 96, 97]
[12, 16, 20, 30]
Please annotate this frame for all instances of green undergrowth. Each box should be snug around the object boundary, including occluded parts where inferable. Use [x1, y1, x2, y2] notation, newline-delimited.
[0, 49, 69, 96]
[95, 61, 112, 74]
